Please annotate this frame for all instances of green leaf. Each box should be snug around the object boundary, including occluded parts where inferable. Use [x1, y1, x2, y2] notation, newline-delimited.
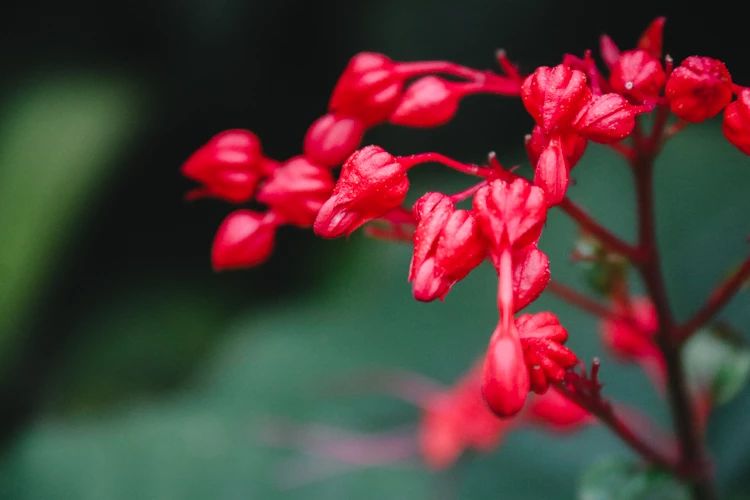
[684, 326, 750, 406]
[578, 457, 690, 500]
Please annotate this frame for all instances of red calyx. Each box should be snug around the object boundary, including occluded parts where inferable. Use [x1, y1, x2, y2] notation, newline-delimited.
[573, 93, 643, 143]
[329, 52, 404, 125]
[409, 193, 487, 301]
[182, 129, 268, 203]
[609, 49, 666, 103]
[482, 325, 530, 417]
[313, 145, 409, 238]
[723, 88, 750, 155]
[525, 126, 587, 168]
[665, 56, 734, 123]
[517, 312, 578, 394]
[637, 17, 666, 60]
[211, 210, 278, 270]
[527, 387, 591, 431]
[521, 65, 592, 134]
[534, 135, 569, 206]
[256, 156, 335, 227]
[389, 76, 463, 128]
[303, 113, 366, 167]
[512, 245, 550, 312]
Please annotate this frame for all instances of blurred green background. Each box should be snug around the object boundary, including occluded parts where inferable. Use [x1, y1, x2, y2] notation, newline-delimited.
[0, 1, 748, 498]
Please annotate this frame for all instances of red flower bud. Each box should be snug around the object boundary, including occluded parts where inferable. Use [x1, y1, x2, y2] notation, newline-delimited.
[303, 114, 366, 167]
[521, 65, 592, 133]
[525, 126, 587, 167]
[666, 56, 733, 123]
[601, 297, 659, 361]
[534, 135, 569, 206]
[609, 49, 665, 103]
[389, 76, 462, 127]
[329, 52, 403, 125]
[517, 312, 578, 394]
[211, 210, 277, 270]
[573, 93, 642, 143]
[723, 89, 750, 155]
[473, 178, 547, 252]
[512, 245, 550, 312]
[527, 388, 590, 431]
[314, 146, 409, 238]
[482, 327, 530, 417]
[637, 17, 666, 60]
[182, 129, 266, 203]
[409, 193, 487, 301]
[599, 35, 621, 69]
[256, 156, 335, 227]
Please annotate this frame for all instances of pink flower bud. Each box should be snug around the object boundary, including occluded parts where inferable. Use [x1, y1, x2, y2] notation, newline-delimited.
[256, 156, 335, 227]
[637, 17, 666, 60]
[666, 56, 733, 123]
[409, 193, 487, 301]
[533, 135, 569, 206]
[182, 129, 266, 203]
[389, 76, 462, 127]
[599, 35, 621, 69]
[512, 245, 550, 312]
[482, 329, 530, 417]
[329, 52, 403, 125]
[303, 113, 366, 167]
[723, 89, 750, 155]
[314, 146, 409, 238]
[473, 178, 547, 252]
[211, 210, 277, 270]
[573, 93, 642, 143]
[609, 49, 665, 103]
[525, 126, 587, 167]
[521, 65, 592, 133]
[517, 312, 578, 394]
[527, 388, 590, 431]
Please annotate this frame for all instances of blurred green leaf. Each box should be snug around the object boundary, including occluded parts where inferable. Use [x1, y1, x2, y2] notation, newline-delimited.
[684, 326, 750, 406]
[578, 457, 689, 500]
[0, 74, 142, 365]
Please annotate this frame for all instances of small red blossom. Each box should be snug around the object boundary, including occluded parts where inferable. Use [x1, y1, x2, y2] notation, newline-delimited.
[723, 88, 750, 155]
[211, 210, 278, 270]
[573, 93, 643, 143]
[525, 127, 587, 168]
[534, 135, 569, 206]
[256, 156, 335, 227]
[482, 326, 530, 417]
[666, 56, 733, 123]
[314, 146, 408, 238]
[601, 297, 661, 362]
[521, 65, 592, 134]
[409, 193, 487, 301]
[512, 245, 550, 312]
[389, 76, 463, 128]
[182, 129, 269, 203]
[517, 312, 578, 394]
[609, 49, 665, 103]
[527, 387, 591, 431]
[303, 113, 366, 167]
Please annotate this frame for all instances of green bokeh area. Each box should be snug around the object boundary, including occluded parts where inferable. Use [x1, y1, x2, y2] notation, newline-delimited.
[1, 94, 749, 498]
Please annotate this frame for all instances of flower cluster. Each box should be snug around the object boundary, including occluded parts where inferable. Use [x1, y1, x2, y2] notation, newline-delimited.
[182, 15, 749, 460]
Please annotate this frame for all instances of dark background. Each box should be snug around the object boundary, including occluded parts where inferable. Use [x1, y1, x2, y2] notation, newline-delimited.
[0, 1, 749, 498]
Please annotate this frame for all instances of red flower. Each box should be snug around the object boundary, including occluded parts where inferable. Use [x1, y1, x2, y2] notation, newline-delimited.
[534, 135, 569, 206]
[211, 210, 278, 270]
[314, 146, 409, 238]
[666, 56, 733, 123]
[636, 17, 666, 59]
[512, 245, 550, 312]
[256, 156, 335, 227]
[521, 65, 592, 134]
[609, 49, 665, 103]
[573, 93, 643, 143]
[389, 76, 463, 127]
[525, 127, 587, 168]
[482, 326, 530, 417]
[329, 52, 404, 125]
[182, 129, 269, 203]
[517, 312, 578, 394]
[723, 88, 750, 155]
[527, 387, 591, 431]
[409, 193, 487, 301]
[303, 113, 366, 167]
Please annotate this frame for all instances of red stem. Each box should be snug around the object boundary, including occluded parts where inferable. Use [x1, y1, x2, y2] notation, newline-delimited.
[546, 280, 625, 322]
[676, 256, 750, 343]
[399, 152, 493, 178]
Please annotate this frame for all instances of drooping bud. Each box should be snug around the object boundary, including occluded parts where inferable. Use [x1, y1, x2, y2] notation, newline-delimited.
[482, 326, 530, 417]
[609, 49, 665, 103]
[314, 146, 409, 238]
[389, 76, 463, 127]
[256, 156, 335, 227]
[211, 210, 277, 270]
[512, 245, 550, 312]
[182, 129, 267, 203]
[409, 193, 487, 301]
[517, 312, 578, 394]
[329, 52, 403, 125]
[521, 65, 592, 134]
[723, 89, 750, 155]
[534, 135, 568, 206]
[473, 178, 547, 253]
[637, 17, 666, 59]
[573, 93, 643, 143]
[665, 56, 733, 123]
[525, 126, 587, 167]
[303, 114, 366, 167]
[527, 388, 591, 431]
